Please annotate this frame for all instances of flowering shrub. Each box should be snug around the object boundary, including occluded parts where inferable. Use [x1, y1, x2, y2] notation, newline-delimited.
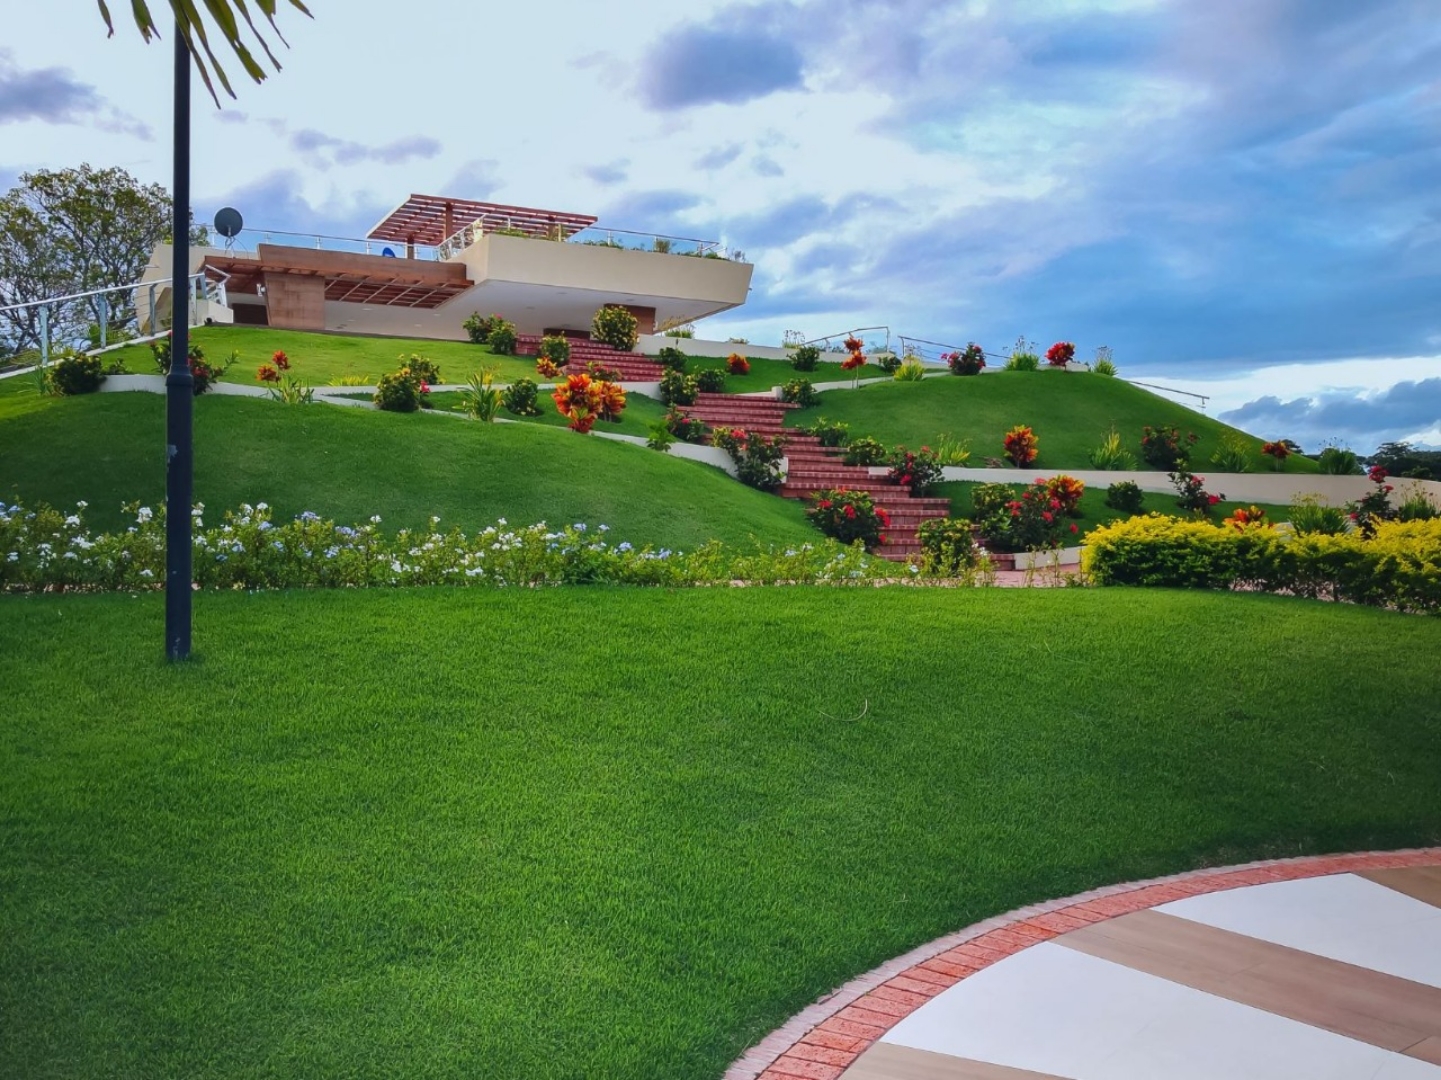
[916, 518, 982, 577]
[1140, 425, 1198, 470]
[727, 352, 750, 375]
[1349, 467, 1396, 537]
[1260, 440, 1290, 470]
[0, 501, 889, 592]
[694, 368, 727, 393]
[1044, 474, 1086, 516]
[1223, 505, 1270, 530]
[487, 320, 518, 355]
[458, 369, 502, 422]
[712, 426, 787, 491]
[1003, 425, 1039, 467]
[502, 377, 542, 416]
[399, 354, 442, 384]
[1105, 481, 1145, 514]
[257, 363, 280, 383]
[657, 346, 688, 372]
[843, 335, 865, 353]
[583, 360, 622, 383]
[807, 489, 889, 550]
[791, 344, 821, 371]
[945, 343, 986, 376]
[980, 478, 1076, 552]
[46, 351, 105, 395]
[463, 312, 504, 345]
[659, 369, 698, 406]
[151, 334, 229, 394]
[592, 305, 639, 351]
[781, 378, 819, 407]
[1170, 468, 1224, 516]
[886, 445, 943, 496]
[1083, 514, 1441, 614]
[551, 373, 626, 433]
[537, 335, 572, 366]
[663, 407, 708, 443]
[969, 483, 1017, 521]
[842, 437, 887, 466]
[535, 357, 562, 379]
[374, 369, 424, 412]
[1045, 341, 1075, 368]
[804, 416, 849, 448]
[272, 350, 290, 372]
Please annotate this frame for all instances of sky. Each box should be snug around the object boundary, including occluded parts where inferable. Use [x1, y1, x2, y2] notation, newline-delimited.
[1, 0, 1438, 450]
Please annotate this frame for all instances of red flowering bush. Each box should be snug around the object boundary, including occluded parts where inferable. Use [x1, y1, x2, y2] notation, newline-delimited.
[726, 352, 750, 375]
[843, 335, 865, 353]
[1003, 425, 1039, 467]
[1140, 425, 1198, 470]
[150, 333, 230, 395]
[256, 363, 280, 384]
[1350, 467, 1396, 537]
[1171, 468, 1224, 516]
[1044, 474, 1086, 516]
[1045, 341, 1075, 368]
[1368, 464, 1389, 484]
[885, 445, 943, 496]
[807, 488, 889, 550]
[1260, 440, 1290, 470]
[272, 350, 290, 371]
[712, 426, 787, 490]
[945, 343, 986, 376]
[551, 373, 626, 433]
[663, 408, 708, 444]
[978, 478, 1073, 552]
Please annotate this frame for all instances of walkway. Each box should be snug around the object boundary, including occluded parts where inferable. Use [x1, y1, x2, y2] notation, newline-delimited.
[730, 849, 1441, 1080]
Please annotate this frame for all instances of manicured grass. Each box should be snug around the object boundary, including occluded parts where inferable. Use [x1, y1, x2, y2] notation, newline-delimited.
[794, 372, 1319, 473]
[100, 326, 542, 387]
[2, 587, 1439, 1079]
[936, 480, 1294, 536]
[427, 387, 671, 440]
[0, 391, 814, 549]
[676, 354, 853, 393]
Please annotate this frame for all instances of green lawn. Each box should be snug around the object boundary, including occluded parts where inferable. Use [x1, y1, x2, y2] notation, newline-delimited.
[427, 387, 671, 440]
[2, 587, 1439, 1079]
[675, 354, 853, 393]
[793, 372, 1319, 473]
[100, 326, 542, 387]
[0, 390, 813, 549]
[936, 480, 1294, 536]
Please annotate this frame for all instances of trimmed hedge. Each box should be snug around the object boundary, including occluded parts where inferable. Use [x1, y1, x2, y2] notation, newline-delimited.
[1084, 514, 1441, 613]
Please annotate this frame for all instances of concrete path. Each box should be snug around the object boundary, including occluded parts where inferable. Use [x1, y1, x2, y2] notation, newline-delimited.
[730, 850, 1441, 1080]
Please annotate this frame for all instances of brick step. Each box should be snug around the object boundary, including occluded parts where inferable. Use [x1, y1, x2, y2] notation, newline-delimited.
[683, 406, 792, 417]
[693, 392, 797, 408]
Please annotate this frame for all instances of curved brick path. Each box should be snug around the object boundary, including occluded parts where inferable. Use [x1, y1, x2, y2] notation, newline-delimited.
[727, 847, 1441, 1080]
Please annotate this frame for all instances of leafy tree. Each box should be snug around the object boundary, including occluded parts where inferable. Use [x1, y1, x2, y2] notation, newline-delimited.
[96, 0, 313, 106]
[0, 166, 207, 356]
[1370, 441, 1441, 481]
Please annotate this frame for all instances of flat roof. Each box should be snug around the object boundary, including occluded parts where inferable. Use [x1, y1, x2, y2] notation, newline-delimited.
[367, 195, 597, 246]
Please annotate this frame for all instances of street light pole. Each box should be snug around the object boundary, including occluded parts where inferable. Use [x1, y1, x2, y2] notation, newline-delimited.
[165, 24, 194, 661]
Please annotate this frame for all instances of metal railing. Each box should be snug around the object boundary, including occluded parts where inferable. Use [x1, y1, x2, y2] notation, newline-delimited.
[434, 218, 733, 262]
[225, 228, 433, 260]
[804, 325, 893, 355]
[1, 270, 228, 366]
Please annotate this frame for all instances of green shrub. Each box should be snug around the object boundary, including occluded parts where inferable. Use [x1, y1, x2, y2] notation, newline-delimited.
[463, 312, 503, 344]
[946, 344, 987, 376]
[592, 305, 639, 351]
[1089, 427, 1137, 470]
[791, 344, 820, 371]
[459, 370, 503, 422]
[664, 408, 708, 444]
[969, 483, 1017, 521]
[150, 336, 229, 395]
[917, 518, 981, 576]
[374, 370, 422, 412]
[694, 368, 727, 393]
[1105, 481, 1146, 513]
[1210, 433, 1253, 473]
[893, 359, 926, 382]
[645, 421, 675, 452]
[1396, 486, 1439, 522]
[804, 416, 849, 447]
[886, 446, 944, 496]
[875, 352, 901, 374]
[656, 346, 687, 372]
[1288, 494, 1348, 536]
[711, 427, 786, 491]
[501, 377, 541, 416]
[487, 321, 518, 356]
[1006, 351, 1039, 372]
[537, 335, 571, 366]
[979, 478, 1077, 552]
[842, 437, 887, 466]
[659, 369, 698, 406]
[806, 489, 888, 551]
[46, 350, 105, 395]
[781, 378, 820, 408]
[1083, 515, 1441, 614]
[1093, 358, 1118, 377]
[1140, 424, 1198, 470]
[399, 354, 442, 384]
[1171, 467, 1224, 516]
[1317, 446, 1362, 475]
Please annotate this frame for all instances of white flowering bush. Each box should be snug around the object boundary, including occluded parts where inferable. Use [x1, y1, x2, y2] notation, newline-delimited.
[0, 501, 885, 591]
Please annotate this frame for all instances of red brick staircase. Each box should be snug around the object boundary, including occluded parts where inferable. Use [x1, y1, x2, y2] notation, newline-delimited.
[515, 335, 664, 382]
[680, 393, 950, 561]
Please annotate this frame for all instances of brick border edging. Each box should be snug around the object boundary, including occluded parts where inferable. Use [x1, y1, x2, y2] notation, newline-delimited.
[725, 846, 1441, 1080]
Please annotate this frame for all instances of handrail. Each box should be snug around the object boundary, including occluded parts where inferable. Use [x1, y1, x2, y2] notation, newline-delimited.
[229, 228, 430, 259]
[1126, 379, 1210, 408]
[804, 325, 891, 352]
[433, 217, 731, 261]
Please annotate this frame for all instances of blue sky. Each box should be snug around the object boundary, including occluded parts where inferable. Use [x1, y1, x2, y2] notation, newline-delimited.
[2, 0, 1438, 449]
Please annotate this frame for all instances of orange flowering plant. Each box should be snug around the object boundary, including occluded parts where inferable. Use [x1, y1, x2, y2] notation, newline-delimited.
[256, 363, 280, 383]
[1003, 425, 1039, 467]
[1223, 505, 1271, 530]
[1044, 474, 1086, 516]
[536, 357, 562, 378]
[1260, 440, 1290, 471]
[726, 352, 750, 375]
[551, 373, 627, 433]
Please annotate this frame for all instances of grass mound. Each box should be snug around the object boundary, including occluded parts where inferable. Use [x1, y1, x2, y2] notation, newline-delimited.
[2, 587, 1439, 1078]
[794, 372, 1318, 473]
[0, 389, 815, 549]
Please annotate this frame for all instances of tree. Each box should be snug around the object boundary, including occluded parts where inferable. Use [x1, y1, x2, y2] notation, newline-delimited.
[96, 0, 312, 106]
[0, 166, 191, 357]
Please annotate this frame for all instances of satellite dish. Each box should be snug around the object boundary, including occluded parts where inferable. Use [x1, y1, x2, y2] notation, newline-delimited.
[213, 207, 244, 248]
[381, 247, 397, 258]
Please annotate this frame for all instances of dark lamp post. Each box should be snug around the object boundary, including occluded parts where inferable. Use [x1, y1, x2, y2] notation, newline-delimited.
[165, 25, 194, 661]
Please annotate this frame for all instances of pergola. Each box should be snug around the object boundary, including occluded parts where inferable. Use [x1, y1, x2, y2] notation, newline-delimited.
[367, 195, 597, 250]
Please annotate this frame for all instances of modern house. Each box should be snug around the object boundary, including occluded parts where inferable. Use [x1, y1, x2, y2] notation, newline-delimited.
[138, 195, 754, 344]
